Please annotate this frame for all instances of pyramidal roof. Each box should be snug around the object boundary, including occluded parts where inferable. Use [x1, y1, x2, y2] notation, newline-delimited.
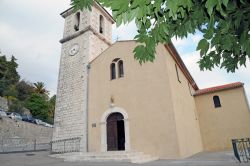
[60, 1, 115, 23]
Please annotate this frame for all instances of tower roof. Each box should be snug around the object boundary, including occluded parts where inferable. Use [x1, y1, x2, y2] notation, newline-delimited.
[60, 1, 115, 23]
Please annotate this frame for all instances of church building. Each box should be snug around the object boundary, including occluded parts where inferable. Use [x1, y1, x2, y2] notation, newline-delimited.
[52, 1, 250, 162]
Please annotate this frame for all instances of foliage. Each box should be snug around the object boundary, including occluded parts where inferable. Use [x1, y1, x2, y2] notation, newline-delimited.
[16, 80, 34, 101]
[9, 99, 24, 114]
[72, 0, 250, 72]
[3, 85, 18, 99]
[3, 85, 18, 108]
[0, 51, 55, 124]
[34, 82, 49, 96]
[48, 95, 56, 123]
[24, 91, 55, 124]
[25, 93, 50, 123]
[0, 54, 20, 95]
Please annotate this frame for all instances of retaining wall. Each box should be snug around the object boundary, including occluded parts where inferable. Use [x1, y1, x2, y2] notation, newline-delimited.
[0, 117, 52, 152]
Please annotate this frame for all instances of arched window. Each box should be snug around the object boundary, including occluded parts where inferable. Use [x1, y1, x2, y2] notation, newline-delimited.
[99, 15, 104, 34]
[118, 60, 124, 78]
[74, 12, 80, 31]
[213, 96, 221, 108]
[110, 63, 116, 80]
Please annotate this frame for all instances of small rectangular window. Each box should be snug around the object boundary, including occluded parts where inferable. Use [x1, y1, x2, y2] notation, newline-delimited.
[175, 64, 181, 83]
[213, 96, 221, 108]
[74, 12, 80, 31]
[99, 15, 104, 34]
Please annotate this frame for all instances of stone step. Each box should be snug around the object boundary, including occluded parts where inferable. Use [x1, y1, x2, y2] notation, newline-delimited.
[52, 151, 158, 163]
[65, 156, 131, 162]
[75, 152, 144, 157]
[131, 156, 159, 164]
[64, 153, 142, 160]
[54, 151, 142, 158]
[52, 151, 138, 156]
[129, 153, 158, 163]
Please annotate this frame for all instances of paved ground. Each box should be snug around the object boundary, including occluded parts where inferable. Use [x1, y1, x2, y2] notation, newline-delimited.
[0, 151, 248, 166]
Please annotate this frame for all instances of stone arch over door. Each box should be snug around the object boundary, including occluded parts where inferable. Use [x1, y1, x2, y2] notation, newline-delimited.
[100, 106, 130, 152]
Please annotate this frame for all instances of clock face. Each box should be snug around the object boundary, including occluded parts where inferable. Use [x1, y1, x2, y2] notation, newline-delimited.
[69, 44, 79, 56]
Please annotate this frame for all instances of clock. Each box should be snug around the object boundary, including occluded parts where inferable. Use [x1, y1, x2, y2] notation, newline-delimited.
[69, 44, 79, 56]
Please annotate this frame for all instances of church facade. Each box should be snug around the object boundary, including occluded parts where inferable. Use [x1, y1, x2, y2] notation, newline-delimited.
[52, 2, 250, 159]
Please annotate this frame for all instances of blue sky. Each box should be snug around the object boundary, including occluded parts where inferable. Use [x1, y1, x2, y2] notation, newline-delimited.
[0, 0, 249, 103]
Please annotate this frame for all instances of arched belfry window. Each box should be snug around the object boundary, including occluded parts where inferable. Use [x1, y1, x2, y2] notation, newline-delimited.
[110, 63, 116, 80]
[74, 12, 80, 31]
[213, 96, 221, 108]
[110, 58, 123, 80]
[99, 15, 104, 34]
[118, 60, 124, 78]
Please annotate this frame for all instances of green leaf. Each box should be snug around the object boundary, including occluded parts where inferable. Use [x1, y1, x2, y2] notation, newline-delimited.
[222, 0, 229, 7]
[115, 14, 123, 27]
[205, 0, 217, 16]
[71, 0, 93, 11]
[197, 39, 209, 56]
[167, 0, 178, 20]
[71, 0, 250, 73]
[204, 27, 214, 39]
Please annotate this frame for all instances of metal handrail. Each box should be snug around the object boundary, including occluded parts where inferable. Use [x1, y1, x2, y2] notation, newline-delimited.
[51, 137, 81, 154]
[51, 137, 81, 143]
[232, 138, 250, 163]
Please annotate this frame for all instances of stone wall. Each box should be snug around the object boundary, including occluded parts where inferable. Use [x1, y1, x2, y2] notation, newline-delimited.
[53, 32, 90, 152]
[53, 3, 113, 153]
[0, 117, 52, 143]
[0, 97, 8, 111]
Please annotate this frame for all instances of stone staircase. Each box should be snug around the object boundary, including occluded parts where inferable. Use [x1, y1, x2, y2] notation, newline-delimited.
[51, 151, 158, 164]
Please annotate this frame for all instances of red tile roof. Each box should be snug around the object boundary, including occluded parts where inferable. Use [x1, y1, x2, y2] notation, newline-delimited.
[194, 82, 244, 96]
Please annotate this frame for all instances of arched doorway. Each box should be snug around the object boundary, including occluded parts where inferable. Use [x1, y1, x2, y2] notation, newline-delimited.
[100, 107, 130, 152]
[106, 113, 125, 151]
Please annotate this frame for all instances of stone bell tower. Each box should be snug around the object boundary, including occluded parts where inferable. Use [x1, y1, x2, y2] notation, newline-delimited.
[52, 2, 114, 152]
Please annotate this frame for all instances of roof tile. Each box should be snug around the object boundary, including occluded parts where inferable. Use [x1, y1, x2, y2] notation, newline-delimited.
[194, 82, 244, 96]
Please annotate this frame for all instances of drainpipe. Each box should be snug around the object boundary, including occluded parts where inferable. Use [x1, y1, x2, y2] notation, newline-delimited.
[86, 63, 91, 152]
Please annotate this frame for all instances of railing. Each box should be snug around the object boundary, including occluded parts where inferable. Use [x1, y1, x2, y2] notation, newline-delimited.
[51, 137, 81, 154]
[232, 138, 250, 163]
[0, 138, 51, 153]
[0, 137, 81, 154]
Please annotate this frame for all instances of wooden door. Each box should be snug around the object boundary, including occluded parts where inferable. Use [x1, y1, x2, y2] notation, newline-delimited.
[106, 113, 124, 151]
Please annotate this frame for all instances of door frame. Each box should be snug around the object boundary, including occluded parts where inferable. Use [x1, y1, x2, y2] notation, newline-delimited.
[100, 106, 130, 152]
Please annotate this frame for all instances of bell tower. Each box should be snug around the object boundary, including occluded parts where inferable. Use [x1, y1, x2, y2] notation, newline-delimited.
[52, 2, 114, 153]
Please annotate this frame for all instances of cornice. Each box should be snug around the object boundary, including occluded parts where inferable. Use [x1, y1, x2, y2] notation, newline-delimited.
[59, 26, 112, 46]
